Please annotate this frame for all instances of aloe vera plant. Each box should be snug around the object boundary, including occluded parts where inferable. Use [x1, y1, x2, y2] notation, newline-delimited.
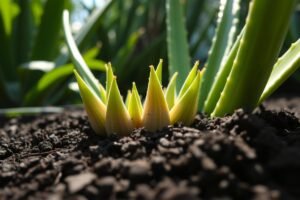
[66, 0, 300, 136]
[211, 0, 296, 116]
[63, 10, 203, 135]
[167, 0, 300, 117]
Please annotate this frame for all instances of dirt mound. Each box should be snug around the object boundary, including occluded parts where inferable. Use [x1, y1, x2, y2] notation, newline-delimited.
[0, 98, 300, 200]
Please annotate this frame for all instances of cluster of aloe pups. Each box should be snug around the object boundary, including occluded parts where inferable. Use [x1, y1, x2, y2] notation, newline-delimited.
[64, 0, 300, 136]
[74, 60, 203, 136]
[64, 11, 204, 136]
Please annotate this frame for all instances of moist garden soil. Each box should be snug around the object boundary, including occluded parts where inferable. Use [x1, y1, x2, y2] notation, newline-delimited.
[1, 97, 300, 200]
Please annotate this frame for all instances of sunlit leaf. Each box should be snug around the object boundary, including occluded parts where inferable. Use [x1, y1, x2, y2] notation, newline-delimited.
[143, 66, 170, 131]
[74, 70, 106, 135]
[170, 70, 201, 125]
[128, 83, 143, 128]
[178, 61, 199, 99]
[106, 77, 134, 136]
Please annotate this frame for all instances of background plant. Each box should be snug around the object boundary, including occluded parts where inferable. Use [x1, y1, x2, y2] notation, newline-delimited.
[0, 0, 104, 107]
[64, 8, 204, 135]
[167, 0, 300, 117]
[0, 0, 218, 110]
[1, 0, 300, 117]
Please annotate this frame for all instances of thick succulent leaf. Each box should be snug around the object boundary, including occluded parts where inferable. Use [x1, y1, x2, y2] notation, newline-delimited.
[178, 61, 199, 99]
[212, 0, 295, 117]
[170, 71, 201, 125]
[74, 70, 106, 135]
[165, 72, 178, 110]
[143, 66, 170, 132]
[259, 39, 300, 104]
[204, 29, 243, 114]
[106, 77, 134, 136]
[166, 0, 191, 89]
[155, 59, 163, 83]
[198, 0, 241, 111]
[128, 83, 143, 128]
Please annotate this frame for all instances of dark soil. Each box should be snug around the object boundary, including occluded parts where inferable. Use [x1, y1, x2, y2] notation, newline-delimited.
[1, 98, 300, 200]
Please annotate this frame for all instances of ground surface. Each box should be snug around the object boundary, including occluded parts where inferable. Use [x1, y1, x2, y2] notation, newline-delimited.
[0, 97, 300, 200]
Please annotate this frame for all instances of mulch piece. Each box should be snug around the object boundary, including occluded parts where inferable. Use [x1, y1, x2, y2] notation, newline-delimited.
[0, 98, 300, 200]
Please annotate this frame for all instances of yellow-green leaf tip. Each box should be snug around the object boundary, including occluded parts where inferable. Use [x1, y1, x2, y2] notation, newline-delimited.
[74, 70, 107, 135]
[143, 66, 170, 132]
[178, 60, 200, 99]
[106, 77, 134, 136]
[128, 82, 143, 128]
[170, 70, 201, 125]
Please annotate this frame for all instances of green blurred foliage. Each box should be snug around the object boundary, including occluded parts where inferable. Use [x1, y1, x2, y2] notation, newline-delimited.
[0, 0, 298, 110]
[0, 0, 220, 108]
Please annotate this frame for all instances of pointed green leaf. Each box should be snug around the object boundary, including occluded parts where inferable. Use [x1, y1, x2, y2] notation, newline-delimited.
[170, 71, 201, 125]
[106, 77, 133, 136]
[166, 0, 191, 89]
[128, 83, 143, 128]
[74, 70, 106, 135]
[212, 0, 296, 117]
[165, 72, 178, 110]
[198, 0, 241, 111]
[178, 61, 199, 99]
[143, 66, 170, 132]
[259, 39, 300, 104]
[204, 29, 244, 114]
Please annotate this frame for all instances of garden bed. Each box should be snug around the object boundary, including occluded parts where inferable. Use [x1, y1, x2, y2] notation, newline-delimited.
[0, 97, 300, 200]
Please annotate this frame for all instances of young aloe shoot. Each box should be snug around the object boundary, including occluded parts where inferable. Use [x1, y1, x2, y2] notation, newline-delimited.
[63, 10, 203, 136]
[64, 0, 300, 136]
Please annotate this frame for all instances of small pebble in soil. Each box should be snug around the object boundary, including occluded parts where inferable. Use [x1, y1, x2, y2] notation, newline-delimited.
[38, 141, 53, 152]
[65, 172, 97, 193]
